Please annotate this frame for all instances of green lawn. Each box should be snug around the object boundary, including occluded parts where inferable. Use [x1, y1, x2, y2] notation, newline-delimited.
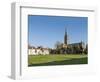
[28, 54, 88, 66]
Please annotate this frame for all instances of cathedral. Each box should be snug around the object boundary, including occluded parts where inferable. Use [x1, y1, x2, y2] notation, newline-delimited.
[28, 28, 87, 55]
[51, 28, 86, 54]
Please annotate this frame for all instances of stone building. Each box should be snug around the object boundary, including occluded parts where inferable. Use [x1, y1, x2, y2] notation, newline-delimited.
[54, 28, 86, 54]
[28, 46, 49, 55]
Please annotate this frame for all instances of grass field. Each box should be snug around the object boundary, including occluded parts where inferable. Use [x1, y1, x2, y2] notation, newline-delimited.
[28, 54, 88, 66]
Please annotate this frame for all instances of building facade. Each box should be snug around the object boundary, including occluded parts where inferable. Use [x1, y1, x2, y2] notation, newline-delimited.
[28, 46, 49, 55]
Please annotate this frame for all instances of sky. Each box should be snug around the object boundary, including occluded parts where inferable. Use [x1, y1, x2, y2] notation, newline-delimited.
[28, 15, 88, 48]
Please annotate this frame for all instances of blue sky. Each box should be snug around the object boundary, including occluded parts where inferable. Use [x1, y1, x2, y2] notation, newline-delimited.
[28, 15, 88, 48]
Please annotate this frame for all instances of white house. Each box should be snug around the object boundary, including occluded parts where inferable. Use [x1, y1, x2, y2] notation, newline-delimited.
[28, 46, 49, 55]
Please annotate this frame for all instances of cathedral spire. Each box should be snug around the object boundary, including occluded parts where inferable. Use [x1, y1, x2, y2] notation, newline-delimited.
[64, 27, 67, 45]
[65, 28, 67, 35]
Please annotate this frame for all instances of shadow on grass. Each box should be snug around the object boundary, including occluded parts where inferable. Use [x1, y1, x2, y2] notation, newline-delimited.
[28, 57, 88, 67]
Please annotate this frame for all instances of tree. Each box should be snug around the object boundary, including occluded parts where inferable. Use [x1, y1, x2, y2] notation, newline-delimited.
[84, 44, 88, 54]
[54, 41, 62, 49]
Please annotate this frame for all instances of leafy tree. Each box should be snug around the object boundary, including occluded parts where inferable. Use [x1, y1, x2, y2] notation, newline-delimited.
[84, 44, 88, 54]
[54, 41, 62, 49]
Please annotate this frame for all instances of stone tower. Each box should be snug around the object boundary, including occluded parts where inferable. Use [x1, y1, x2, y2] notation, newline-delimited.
[63, 28, 68, 48]
[64, 28, 67, 45]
